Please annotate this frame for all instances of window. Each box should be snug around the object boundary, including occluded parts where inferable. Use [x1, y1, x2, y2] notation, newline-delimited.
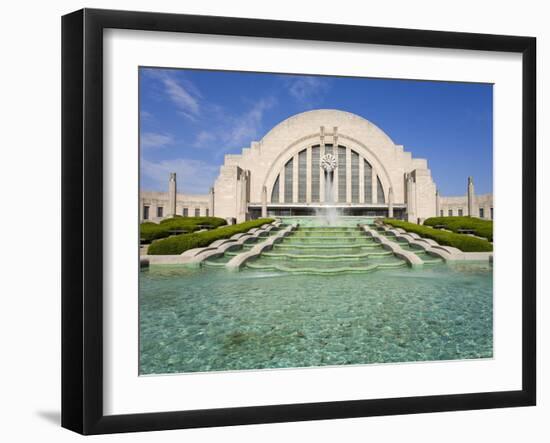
[284, 157, 293, 203]
[479, 207, 484, 218]
[143, 205, 149, 220]
[448, 209, 453, 216]
[182, 208, 188, 217]
[376, 176, 385, 203]
[298, 149, 307, 202]
[338, 146, 346, 202]
[195, 208, 200, 217]
[490, 207, 494, 219]
[351, 151, 359, 203]
[458, 208, 463, 216]
[440, 210, 444, 217]
[271, 174, 280, 203]
[157, 206, 163, 218]
[311, 146, 320, 202]
[364, 160, 372, 204]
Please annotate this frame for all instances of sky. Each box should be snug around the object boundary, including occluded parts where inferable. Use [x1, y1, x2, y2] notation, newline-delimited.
[139, 67, 493, 196]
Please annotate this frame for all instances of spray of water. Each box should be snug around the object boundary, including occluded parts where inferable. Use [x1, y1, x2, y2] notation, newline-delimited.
[314, 171, 341, 226]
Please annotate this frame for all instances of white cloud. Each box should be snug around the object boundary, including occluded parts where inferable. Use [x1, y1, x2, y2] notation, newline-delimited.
[161, 76, 200, 120]
[225, 97, 276, 146]
[143, 69, 202, 121]
[140, 132, 174, 149]
[193, 131, 217, 147]
[140, 110, 153, 120]
[286, 76, 330, 105]
[141, 158, 219, 194]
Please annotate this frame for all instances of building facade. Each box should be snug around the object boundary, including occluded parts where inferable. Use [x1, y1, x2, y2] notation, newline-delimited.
[140, 173, 213, 222]
[140, 109, 493, 223]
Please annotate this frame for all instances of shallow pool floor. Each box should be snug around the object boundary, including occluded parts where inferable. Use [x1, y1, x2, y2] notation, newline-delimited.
[139, 263, 493, 374]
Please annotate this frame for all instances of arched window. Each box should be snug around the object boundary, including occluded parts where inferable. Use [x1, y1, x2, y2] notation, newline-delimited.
[351, 151, 359, 203]
[337, 146, 346, 202]
[311, 146, 320, 202]
[268, 144, 386, 206]
[364, 160, 373, 203]
[270, 174, 279, 203]
[284, 158, 294, 202]
[377, 176, 385, 203]
[298, 150, 307, 202]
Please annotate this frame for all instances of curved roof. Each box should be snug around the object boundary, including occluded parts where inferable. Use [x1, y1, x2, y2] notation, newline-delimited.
[260, 109, 396, 147]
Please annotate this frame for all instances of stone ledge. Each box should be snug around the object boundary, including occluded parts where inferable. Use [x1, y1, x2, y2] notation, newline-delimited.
[226, 224, 297, 271]
[381, 224, 493, 262]
[361, 225, 423, 267]
[142, 222, 280, 267]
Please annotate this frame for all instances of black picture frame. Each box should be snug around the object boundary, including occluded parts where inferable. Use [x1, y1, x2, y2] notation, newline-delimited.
[61, 8, 536, 435]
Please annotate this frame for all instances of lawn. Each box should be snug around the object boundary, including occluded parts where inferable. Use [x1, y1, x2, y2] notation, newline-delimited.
[423, 216, 493, 242]
[140, 216, 227, 243]
[383, 219, 493, 252]
[147, 218, 276, 255]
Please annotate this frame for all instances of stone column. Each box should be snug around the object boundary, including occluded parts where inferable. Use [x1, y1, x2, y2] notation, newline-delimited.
[238, 170, 249, 222]
[168, 172, 177, 217]
[406, 173, 417, 223]
[388, 187, 394, 218]
[467, 176, 475, 216]
[261, 185, 267, 218]
[209, 187, 215, 217]
[435, 189, 440, 217]
[319, 126, 325, 203]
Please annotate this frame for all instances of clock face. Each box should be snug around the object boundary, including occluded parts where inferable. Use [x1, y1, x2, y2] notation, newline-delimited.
[321, 153, 337, 172]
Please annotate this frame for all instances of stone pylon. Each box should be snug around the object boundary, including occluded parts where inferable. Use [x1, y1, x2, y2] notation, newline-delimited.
[209, 187, 215, 217]
[168, 172, 177, 217]
[467, 176, 475, 216]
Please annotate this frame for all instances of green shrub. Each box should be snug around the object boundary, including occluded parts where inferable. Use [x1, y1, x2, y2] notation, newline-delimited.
[140, 216, 227, 243]
[148, 218, 275, 255]
[158, 216, 226, 227]
[423, 216, 493, 242]
[383, 219, 493, 252]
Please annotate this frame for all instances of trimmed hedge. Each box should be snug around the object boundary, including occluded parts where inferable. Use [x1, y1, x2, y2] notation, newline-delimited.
[383, 219, 493, 252]
[147, 218, 275, 255]
[140, 216, 227, 243]
[423, 216, 493, 242]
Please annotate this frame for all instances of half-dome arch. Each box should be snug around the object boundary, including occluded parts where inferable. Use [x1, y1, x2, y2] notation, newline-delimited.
[212, 109, 435, 221]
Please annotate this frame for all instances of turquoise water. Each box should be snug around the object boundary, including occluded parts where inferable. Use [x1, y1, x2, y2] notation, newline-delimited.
[245, 226, 408, 274]
[139, 261, 493, 375]
[278, 216, 376, 227]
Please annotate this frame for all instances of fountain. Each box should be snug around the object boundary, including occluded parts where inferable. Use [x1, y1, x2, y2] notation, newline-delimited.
[203, 155, 414, 274]
[316, 153, 340, 225]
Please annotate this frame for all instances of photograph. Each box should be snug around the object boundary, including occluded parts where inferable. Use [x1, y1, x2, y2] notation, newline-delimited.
[138, 67, 494, 375]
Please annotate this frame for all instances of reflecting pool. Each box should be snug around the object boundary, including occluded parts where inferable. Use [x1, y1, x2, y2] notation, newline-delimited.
[139, 260, 493, 375]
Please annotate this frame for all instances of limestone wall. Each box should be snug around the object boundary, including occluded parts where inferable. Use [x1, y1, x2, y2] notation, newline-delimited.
[213, 109, 438, 218]
[439, 193, 493, 219]
[140, 191, 209, 222]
